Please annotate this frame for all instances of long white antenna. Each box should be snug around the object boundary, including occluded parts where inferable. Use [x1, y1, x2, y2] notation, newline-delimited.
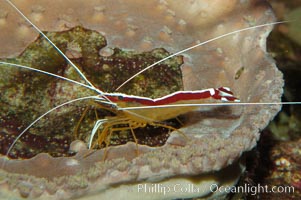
[0, 61, 101, 93]
[115, 21, 289, 91]
[119, 102, 301, 110]
[5, 0, 95, 88]
[0, 61, 116, 103]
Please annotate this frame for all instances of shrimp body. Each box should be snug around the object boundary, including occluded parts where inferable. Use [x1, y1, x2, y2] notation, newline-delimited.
[87, 87, 240, 149]
[104, 87, 239, 122]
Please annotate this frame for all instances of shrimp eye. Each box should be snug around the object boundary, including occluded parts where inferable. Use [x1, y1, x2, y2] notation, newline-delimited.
[117, 96, 124, 100]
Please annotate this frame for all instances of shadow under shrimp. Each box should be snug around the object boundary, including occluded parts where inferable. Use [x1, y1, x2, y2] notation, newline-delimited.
[182, 105, 243, 126]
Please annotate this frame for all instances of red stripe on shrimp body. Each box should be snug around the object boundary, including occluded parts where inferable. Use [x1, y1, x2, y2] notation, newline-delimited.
[104, 87, 239, 106]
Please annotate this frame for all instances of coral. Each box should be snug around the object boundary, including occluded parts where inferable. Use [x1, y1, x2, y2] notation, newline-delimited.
[243, 132, 301, 200]
[238, 2, 301, 199]
[0, 0, 282, 199]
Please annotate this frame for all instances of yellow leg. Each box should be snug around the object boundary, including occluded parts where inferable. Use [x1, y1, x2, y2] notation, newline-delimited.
[73, 106, 90, 139]
[88, 114, 187, 161]
[129, 126, 139, 156]
[102, 127, 113, 161]
[73, 100, 116, 140]
[93, 117, 143, 159]
[175, 116, 185, 126]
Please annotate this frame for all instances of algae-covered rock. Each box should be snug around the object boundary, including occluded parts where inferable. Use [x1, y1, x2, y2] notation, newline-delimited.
[0, 26, 183, 159]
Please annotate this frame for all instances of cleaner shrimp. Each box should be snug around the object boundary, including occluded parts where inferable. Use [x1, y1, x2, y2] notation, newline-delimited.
[0, 0, 300, 160]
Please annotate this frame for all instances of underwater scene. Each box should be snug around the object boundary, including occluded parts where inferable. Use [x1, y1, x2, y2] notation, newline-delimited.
[0, 0, 300, 199]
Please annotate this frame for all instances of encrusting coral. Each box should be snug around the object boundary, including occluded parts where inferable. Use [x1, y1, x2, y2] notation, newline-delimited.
[0, 0, 283, 199]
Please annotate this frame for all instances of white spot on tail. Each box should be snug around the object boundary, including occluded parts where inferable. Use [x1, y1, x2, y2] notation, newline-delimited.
[221, 97, 229, 102]
[209, 88, 215, 96]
